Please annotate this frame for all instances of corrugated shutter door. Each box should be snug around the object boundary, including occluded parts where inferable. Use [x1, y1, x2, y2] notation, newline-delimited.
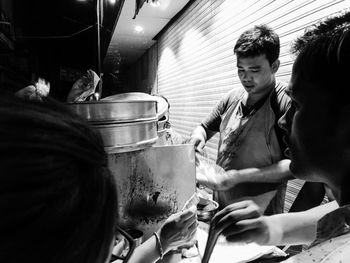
[157, 0, 348, 161]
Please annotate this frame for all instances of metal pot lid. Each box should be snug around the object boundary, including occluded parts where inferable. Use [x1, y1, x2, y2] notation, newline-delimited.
[102, 92, 169, 120]
[101, 92, 156, 102]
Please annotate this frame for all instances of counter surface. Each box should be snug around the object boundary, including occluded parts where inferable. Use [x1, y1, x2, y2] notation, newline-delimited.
[180, 222, 286, 263]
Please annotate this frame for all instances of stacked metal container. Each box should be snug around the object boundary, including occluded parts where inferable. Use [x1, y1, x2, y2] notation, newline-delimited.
[67, 93, 196, 242]
[67, 92, 159, 153]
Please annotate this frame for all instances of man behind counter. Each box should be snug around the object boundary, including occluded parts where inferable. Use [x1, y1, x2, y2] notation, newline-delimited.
[190, 24, 292, 215]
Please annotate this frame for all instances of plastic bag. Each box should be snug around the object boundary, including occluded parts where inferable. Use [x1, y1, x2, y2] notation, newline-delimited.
[66, 69, 100, 102]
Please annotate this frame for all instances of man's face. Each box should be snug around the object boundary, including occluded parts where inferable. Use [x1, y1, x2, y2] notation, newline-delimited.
[279, 58, 338, 184]
[236, 54, 278, 96]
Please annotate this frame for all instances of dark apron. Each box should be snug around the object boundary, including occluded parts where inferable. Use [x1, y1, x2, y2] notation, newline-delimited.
[214, 91, 285, 214]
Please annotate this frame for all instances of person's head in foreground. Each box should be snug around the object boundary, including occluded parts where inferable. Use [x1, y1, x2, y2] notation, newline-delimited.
[280, 10, 350, 205]
[0, 96, 117, 263]
[234, 24, 280, 96]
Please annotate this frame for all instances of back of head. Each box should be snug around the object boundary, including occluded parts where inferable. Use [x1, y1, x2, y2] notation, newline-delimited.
[234, 24, 280, 64]
[291, 10, 350, 101]
[291, 11, 350, 202]
[0, 96, 117, 263]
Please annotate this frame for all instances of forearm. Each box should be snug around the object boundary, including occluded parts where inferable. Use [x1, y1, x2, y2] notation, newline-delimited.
[266, 201, 339, 245]
[197, 159, 292, 191]
[127, 235, 162, 263]
[233, 159, 293, 185]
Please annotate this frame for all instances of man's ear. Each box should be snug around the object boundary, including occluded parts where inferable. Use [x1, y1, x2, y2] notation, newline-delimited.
[271, 59, 280, 73]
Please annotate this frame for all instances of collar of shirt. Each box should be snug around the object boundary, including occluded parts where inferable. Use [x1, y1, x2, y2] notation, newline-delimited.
[238, 92, 271, 118]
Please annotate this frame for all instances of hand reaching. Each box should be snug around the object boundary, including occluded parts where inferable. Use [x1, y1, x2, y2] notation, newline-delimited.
[211, 200, 270, 245]
[157, 206, 197, 253]
[196, 158, 238, 191]
[188, 136, 206, 153]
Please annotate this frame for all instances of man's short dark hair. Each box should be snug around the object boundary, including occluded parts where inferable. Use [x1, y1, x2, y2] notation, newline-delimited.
[234, 24, 280, 65]
[291, 11, 350, 99]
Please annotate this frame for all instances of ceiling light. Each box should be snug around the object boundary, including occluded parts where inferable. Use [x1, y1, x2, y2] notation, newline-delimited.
[108, 0, 116, 4]
[134, 25, 144, 33]
[150, 0, 161, 7]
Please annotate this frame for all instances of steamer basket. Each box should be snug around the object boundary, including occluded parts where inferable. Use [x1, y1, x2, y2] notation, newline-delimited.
[94, 118, 158, 153]
[66, 97, 157, 123]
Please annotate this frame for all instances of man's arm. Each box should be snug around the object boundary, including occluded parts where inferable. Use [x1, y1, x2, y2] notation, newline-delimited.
[190, 90, 237, 151]
[211, 200, 339, 246]
[265, 200, 339, 245]
[197, 159, 293, 191]
[234, 159, 292, 184]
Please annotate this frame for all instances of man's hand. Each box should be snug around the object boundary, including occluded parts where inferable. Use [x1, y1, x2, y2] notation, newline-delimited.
[189, 126, 207, 153]
[211, 200, 271, 245]
[196, 163, 239, 191]
[189, 135, 206, 153]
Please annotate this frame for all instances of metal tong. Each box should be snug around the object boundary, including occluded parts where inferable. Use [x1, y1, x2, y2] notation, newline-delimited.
[201, 222, 221, 263]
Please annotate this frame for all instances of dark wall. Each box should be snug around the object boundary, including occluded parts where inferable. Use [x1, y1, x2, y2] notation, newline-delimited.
[0, 0, 123, 101]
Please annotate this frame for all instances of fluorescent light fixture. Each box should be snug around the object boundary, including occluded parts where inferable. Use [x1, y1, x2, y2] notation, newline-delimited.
[109, 0, 116, 4]
[134, 25, 144, 33]
[150, 0, 160, 7]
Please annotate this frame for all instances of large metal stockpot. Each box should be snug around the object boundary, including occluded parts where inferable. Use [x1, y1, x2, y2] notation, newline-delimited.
[67, 93, 196, 242]
[108, 144, 196, 240]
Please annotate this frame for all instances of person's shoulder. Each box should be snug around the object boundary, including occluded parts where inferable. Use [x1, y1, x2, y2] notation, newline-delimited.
[272, 81, 291, 108]
[274, 81, 289, 96]
[223, 87, 245, 105]
[212, 88, 244, 115]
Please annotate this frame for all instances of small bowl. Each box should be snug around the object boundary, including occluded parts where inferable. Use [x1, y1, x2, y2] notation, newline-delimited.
[197, 197, 219, 222]
[125, 228, 144, 247]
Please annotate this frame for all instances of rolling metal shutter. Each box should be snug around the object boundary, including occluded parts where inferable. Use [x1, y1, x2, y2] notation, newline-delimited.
[156, 0, 349, 210]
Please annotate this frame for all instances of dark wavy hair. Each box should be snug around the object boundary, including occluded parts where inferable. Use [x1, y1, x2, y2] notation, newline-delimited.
[234, 24, 280, 65]
[0, 96, 117, 263]
[291, 10, 350, 97]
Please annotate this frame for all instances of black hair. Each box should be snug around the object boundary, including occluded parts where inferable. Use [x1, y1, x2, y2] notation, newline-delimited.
[0, 96, 117, 263]
[291, 11, 350, 97]
[234, 24, 280, 65]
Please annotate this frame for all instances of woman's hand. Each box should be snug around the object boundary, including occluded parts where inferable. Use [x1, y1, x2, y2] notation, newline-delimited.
[211, 200, 271, 245]
[157, 206, 197, 253]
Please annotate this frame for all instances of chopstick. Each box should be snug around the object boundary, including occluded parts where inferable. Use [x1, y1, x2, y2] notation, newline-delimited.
[201, 223, 221, 263]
